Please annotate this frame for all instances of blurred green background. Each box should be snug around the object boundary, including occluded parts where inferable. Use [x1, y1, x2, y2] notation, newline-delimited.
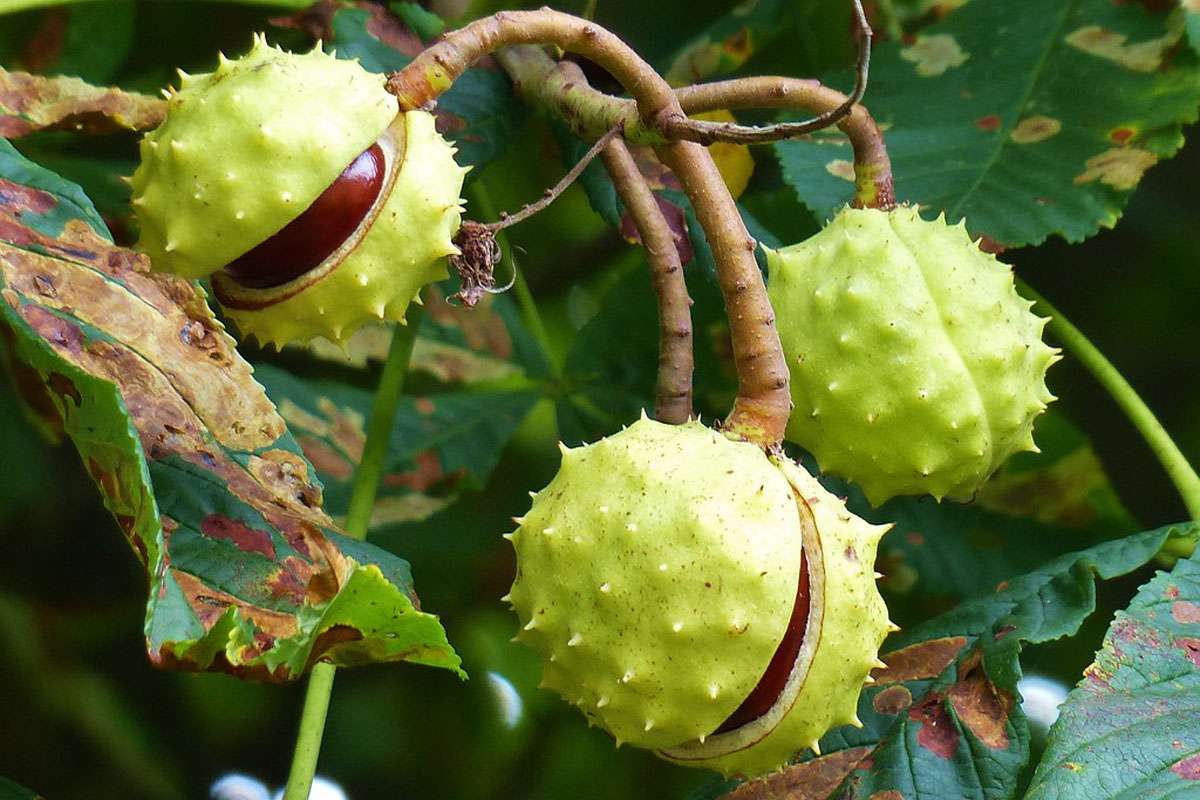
[1, 1, 1197, 798]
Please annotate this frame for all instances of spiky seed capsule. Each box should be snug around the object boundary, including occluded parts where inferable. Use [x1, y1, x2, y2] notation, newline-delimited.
[766, 206, 1060, 506]
[507, 417, 890, 777]
[130, 35, 467, 348]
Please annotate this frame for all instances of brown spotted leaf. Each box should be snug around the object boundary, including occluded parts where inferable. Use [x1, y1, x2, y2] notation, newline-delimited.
[1026, 549, 1200, 799]
[777, 0, 1200, 246]
[706, 523, 1196, 800]
[0, 68, 164, 138]
[0, 139, 460, 681]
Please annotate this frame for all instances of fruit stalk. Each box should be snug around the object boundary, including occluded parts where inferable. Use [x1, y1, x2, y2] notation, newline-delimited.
[391, 9, 790, 444]
[599, 138, 695, 424]
[491, 46, 890, 207]
[675, 78, 894, 209]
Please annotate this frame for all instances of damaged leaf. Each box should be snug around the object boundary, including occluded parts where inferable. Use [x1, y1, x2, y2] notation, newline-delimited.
[0, 68, 164, 138]
[1027, 549, 1200, 799]
[713, 523, 1196, 800]
[0, 139, 460, 681]
[776, 0, 1200, 247]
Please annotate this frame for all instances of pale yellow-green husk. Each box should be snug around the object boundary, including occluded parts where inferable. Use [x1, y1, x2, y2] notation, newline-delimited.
[660, 456, 890, 777]
[509, 417, 802, 749]
[131, 35, 397, 279]
[220, 110, 465, 347]
[767, 205, 1059, 505]
[507, 416, 892, 778]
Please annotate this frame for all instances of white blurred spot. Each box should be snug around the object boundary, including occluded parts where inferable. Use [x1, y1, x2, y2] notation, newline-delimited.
[486, 671, 524, 730]
[211, 774, 270, 800]
[270, 776, 347, 800]
[1019, 674, 1068, 737]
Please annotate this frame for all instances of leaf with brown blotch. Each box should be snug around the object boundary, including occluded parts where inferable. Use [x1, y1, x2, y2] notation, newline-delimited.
[0, 140, 460, 682]
[710, 523, 1196, 800]
[1027, 552, 1200, 799]
[0, 68, 165, 138]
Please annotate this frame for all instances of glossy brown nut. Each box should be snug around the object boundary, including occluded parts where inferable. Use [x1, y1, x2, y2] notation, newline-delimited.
[222, 142, 386, 289]
[714, 550, 811, 735]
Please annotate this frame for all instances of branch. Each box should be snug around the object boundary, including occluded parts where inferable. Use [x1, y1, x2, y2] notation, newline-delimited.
[398, 9, 791, 444]
[676, 77, 895, 209]
[600, 138, 695, 424]
[495, 46, 894, 209]
[663, 0, 873, 147]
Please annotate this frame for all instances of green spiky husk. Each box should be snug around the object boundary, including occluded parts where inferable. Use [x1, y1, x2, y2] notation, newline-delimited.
[507, 417, 892, 778]
[767, 206, 1060, 506]
[660, 457, 890, 777]
[509, 417, 802, 749]
[218, 110, 466, 347]
[131, 35, 397, 279]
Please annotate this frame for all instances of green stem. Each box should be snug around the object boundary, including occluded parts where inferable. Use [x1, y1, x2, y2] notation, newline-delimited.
[282, 662, 337, 800]
[1020, 280, 1200, 520]
[465, 181, 561, 377]
[282, 311, 423, 800]
[343, 308, 424, 540]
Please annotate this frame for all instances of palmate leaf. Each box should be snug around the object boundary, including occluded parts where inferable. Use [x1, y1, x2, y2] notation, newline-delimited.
[0, 137, 460, 681]
[776, 0, 1200, 247]
[1026, 549, 1200, 799]
[705, 523, 1197, 800]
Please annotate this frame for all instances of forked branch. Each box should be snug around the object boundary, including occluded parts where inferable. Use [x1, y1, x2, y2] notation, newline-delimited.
[391, 8, 791, 445]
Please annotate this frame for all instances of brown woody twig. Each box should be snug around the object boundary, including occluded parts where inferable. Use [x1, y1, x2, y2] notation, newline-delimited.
[600, 138, 695, 424]
[391, 9, 791, 445]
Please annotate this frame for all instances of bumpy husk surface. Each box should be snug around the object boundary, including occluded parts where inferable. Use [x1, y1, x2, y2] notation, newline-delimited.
[131, 35, 397, 280]
[508, 417, 891, 777]
[661, 456, 890, 777]
[767, 206, 1059, 505]
[218, 110, 465, 347]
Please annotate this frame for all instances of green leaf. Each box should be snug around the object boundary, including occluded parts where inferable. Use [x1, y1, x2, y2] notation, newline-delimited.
[0, 142, 461, 681]
[776, 0, 1200, 247]
[1026, 548, 1200, 799]
[390, 1, 445, 41]
[712, 523, 1196, 800]
[0, 137, 106, 236]
[253, 361, 539, 531]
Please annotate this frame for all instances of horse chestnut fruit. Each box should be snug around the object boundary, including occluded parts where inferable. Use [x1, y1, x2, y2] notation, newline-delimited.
[767, 206, 1060, 505]
[506, 416, 891, 777]
[131, 35, 467, 347]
